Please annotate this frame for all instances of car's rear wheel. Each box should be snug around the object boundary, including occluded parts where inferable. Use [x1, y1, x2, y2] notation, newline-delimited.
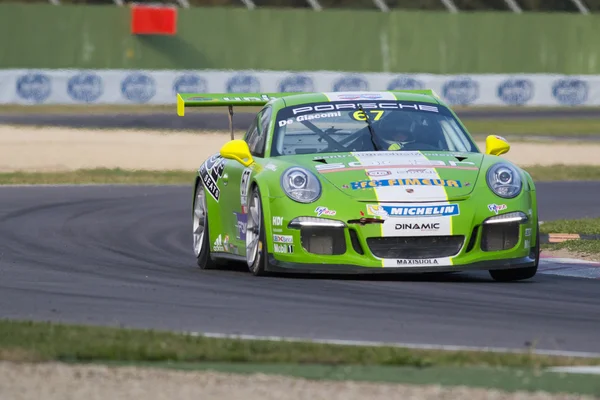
[489, 223, 540, 282]
[246, 186, 268, 276]
[193, 180, 218, 270]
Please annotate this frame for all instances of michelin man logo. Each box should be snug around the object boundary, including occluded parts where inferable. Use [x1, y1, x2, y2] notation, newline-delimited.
[16, 73, 52, 103]
[121, 73, 156, 103]
[278, 75, 314, 92]
[332, 75, 369, 92]
[552, 78, 588, 106]
[497, 79, 533, 106]
[226, 74, 260, 93]
[67, 73, 103, 103]
[173, 74, 207, 95]
[387, 76, 424, 91]
[442, 77, 479, 106]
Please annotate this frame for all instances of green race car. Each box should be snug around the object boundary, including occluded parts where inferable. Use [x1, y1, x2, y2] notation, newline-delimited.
[178, 90, 539, 281]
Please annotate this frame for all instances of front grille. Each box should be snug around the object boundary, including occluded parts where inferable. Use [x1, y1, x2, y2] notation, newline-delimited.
[300, 226, 346, 255]
[366, 236, 465, 259]
[481, 222, 520, 251]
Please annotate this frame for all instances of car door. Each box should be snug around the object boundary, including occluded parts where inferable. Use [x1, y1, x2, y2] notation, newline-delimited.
[219, 106, 272, 257]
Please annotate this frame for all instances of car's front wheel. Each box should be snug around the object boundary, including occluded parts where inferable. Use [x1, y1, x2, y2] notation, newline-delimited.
[192, 180, 218, 270]
[489, 224, 540, 282]
[245, 186, 268, 276]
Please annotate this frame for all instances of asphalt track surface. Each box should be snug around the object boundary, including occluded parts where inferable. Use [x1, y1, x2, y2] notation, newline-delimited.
[1, 183, 599, 354]
[1, 108, 600, 131]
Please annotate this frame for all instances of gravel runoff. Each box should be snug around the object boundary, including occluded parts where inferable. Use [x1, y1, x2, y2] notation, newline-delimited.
[0, 361, 594, 400]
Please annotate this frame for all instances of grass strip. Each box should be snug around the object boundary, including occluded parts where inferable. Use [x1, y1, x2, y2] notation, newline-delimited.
[90, 361, 600, 396]
[541, 217, 600, 257]
[0, 165, 599, 185]
[463, 119, 600, 136]
[2, 319, 600, 369]
[0, 169, 195, 185]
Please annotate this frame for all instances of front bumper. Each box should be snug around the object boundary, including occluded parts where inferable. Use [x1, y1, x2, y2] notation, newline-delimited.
[265, 196, 537, 273]
[267, 254, 537, 274]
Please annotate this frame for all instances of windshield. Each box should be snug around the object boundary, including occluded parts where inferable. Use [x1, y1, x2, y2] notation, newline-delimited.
[270, 101, 479, 156]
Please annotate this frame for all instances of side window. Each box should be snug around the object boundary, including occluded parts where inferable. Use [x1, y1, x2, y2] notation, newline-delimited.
[244, 116, 259, 152]
[246, 107, 272, 158]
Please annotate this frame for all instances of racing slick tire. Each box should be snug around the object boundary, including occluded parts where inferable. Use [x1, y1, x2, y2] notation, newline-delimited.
[192, 180, 219, 270]
[246, 185, 269, 276]
[489, 223, 540, 282]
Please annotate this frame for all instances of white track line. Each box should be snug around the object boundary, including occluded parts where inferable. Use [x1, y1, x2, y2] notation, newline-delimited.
[189, 332, 600, 359]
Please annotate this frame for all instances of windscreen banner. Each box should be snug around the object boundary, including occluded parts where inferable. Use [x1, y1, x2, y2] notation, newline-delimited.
[0, 69, 598, 107]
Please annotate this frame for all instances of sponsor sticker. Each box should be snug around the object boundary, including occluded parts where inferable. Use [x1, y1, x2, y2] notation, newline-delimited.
[351, 178, 462, 190]
[394, 222, 440, 231]
[274, 243, 294, 254]
[315, 159, 476, 172]
[240, 168, 252, 211]
[223, 235, 230, 252]
[265, 163, 277, 171]
[291, 102, 439, 116]
[525, 228, 532, 237]
[367, 204, 460, 218]
[315, 206, 336, 217]
[397, 259, 439, 265]
[234, 212, 247, 241]
[366, 170, 391, 177]
[200, 154, 225, 202]
[213, 234, 224, 252]
[524, 239, 531, 249]
[273, 234, 293, 244]
[272, 216, 283, 226]
[278, 111, 342, 127]
[488, 204, 507, 215]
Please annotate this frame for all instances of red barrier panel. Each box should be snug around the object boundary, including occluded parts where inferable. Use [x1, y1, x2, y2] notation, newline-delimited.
[131, 5, 177, 35]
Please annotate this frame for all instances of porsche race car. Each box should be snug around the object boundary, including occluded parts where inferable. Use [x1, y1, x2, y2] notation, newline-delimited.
[178, 90, 539, 281]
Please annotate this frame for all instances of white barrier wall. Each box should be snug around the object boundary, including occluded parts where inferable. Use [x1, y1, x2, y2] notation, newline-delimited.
[1, 69, 600, 107]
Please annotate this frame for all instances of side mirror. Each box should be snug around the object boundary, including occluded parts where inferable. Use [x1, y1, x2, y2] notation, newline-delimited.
[220, 139, 254, 167]
[485, 135, 510, 156]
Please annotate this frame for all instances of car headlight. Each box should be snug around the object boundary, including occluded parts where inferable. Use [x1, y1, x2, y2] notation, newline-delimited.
[486, 163, 522, 199]
[281, 167, 321, 203]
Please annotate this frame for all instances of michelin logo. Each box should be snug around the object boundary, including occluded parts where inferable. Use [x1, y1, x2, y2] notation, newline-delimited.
[497, 79, 533, 106]
[16, 73, 52, 103]
[227, 74, 260, 93]
[442, 77, 479, 106]
[367, 204, 459, 218]
[332, 75, 369, 92]
[387, 76, 424, 91]
[278, 75, 314, 92]
[67, 72, 103, 103]
[552, 78, 588, 106]
[173, 74, 207, 95]
[121, 73, 156, 103]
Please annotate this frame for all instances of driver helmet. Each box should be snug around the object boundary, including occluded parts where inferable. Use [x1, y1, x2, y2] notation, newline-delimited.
[377, 112, 416, 149]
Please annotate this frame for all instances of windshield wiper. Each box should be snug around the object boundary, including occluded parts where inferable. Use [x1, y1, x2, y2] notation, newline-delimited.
[357, 104, 381, 151]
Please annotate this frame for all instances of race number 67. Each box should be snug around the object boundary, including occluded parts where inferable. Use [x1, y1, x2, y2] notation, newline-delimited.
[352, 110, 384, 121]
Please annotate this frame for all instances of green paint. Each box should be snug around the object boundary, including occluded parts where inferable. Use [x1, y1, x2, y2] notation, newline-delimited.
[196, 91, 539, 278]
[3, 4, 600, 74]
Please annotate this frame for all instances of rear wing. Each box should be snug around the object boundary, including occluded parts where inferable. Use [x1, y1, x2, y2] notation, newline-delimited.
[176, 92, 305, 117]
[175, 90, 440, 116]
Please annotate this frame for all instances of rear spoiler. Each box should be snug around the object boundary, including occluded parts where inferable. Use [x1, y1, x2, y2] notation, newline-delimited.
[176, 90, 440, 116]
[176, 92, 305, 117]
[175, 90, 440, 139]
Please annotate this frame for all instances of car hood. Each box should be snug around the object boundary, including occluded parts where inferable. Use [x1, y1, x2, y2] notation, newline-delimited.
[299, 151, 485, 202]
